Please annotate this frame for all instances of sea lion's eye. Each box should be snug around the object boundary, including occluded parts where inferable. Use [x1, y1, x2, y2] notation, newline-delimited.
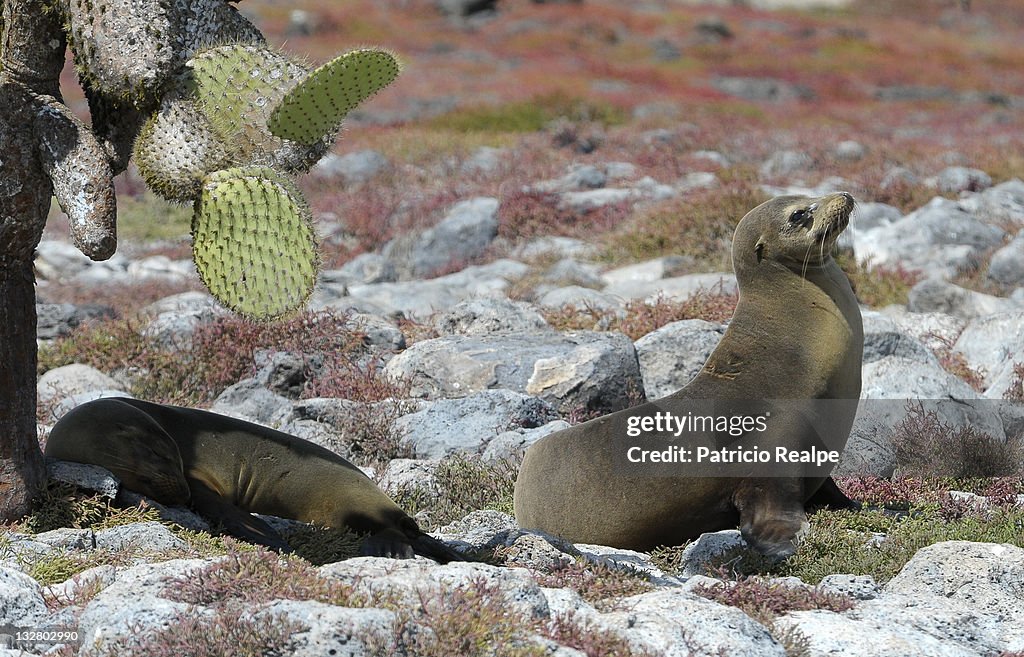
[788, 209, 807, 224]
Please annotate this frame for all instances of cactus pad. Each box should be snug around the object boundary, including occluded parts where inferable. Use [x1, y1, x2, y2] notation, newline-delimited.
[268, 48, 401, 145]
[192, 167, 319, 320]
[134, 99, 235, 202]
[187, 44, 305, 153]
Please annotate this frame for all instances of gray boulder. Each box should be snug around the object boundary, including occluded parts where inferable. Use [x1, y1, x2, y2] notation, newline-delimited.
[856, 197, 1006, 277]
[935, 166, 992, 193]
[36, 302, 114, 340]
[987, 233, 1024, 287]
[312, 149, 390, 183]
[384, 197, 499, 279]
[210, 380, 293, 426]
[257, 601, 397, 657]
[394, 390, 560, 458]
[37, 364, 127, 411]
[861, 312, 935, 364]
[908, 277, 1020, 319]
[481, 419, 571, 462]
[385, 331, 644, 414]
[603, 272, 736, 303]
[953, 311, 1024, 395]
[634, 319, 724, 399]
[0, 566, 48, 627]
[758, 149, 812, 179]
[434, 297, 550, 336]
[537, 286, 624, 314]
[601, 256, 693, 286]
[333, 252, 398, 285]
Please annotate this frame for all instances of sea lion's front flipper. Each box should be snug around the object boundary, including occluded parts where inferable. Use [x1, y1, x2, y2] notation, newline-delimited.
[187, 478, 292, 552]
[733, 479, 807, 560]
[360, 527, 416, 559]
[805, 477, 861, 511]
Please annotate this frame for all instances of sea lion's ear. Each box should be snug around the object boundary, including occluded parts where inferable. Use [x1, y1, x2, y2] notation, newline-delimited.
[755, 240, 765, 263]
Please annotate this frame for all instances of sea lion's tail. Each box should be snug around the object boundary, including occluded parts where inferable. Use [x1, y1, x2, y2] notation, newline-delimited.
[411, 532, 472, 563]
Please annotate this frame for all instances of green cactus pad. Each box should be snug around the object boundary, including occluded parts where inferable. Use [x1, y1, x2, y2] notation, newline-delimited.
[187, 44, 305, 153]
[268, 48, 401, 145]
[134, 99, 235, 202]
[192, 167, 319, 320]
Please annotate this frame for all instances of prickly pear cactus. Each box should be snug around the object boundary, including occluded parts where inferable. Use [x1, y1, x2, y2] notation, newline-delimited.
[129, 42, 398, 318]
[46, 0, 400, 321]
[193, 167, 319, 320]
[268, 48, 401, 145]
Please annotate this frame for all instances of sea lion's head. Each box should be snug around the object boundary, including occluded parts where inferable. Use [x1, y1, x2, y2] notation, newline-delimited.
[732, 192, 855, 279]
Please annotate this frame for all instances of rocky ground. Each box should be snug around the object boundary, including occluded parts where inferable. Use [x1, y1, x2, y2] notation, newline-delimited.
[7, 0, 1024, 655]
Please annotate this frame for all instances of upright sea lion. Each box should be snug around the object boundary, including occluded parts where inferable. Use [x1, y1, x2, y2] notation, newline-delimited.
[45, 397, 464, 562]
[514, 192, 863, 557]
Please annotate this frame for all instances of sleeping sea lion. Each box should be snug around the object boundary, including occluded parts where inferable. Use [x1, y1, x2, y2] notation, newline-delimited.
[45, 397, 464, 562]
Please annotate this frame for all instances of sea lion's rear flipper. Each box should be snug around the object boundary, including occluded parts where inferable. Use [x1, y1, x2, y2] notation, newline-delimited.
[805, 476, 861, 511]
[360, 524, 469, 563]
[187, 478, 292, 553]
[733, 479, 807, 560]
[360, 527, 416, 559]
[408, 532, 470, 564]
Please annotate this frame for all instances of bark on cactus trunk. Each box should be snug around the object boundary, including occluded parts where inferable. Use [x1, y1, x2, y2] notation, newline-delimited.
[0, 0, 70, 520]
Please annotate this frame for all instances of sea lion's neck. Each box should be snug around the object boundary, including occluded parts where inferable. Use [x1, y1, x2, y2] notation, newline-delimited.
[695, 257, 862, 399]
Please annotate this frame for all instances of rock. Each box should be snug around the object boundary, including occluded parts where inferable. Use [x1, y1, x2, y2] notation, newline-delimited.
[604, 588, 786, 657]
[885, 541, 1024, 633]
[776, 598, 998, 657]
[953, 311, 1024, 394]
[346, 313, 406, 351]
[818, 574, 881, 601]
[385, 331, 644, 415]
[601, 256, 693, 286]
[251, 351, 315, 399]
[257, 600, 397, 657]
[543, 258, 604, 289]
[690, 150, 730, 168]
[987, 233, 1024, 287]
[559, 187, 633, 212]
[312, 149, 390, 183]
[481, 419, 571, 462]
[0, 566, 48, 627]
[126, 255, 195, 282]
[33, 527, 96, 551]
[141, 291, 220, 317]
[936, 166, 992, 193]
[759, 149, 813, 179]
[432, 510, 525, 553]
[834, 140, 866, 161]
[574, 543, 682, 586]
[340, 259, 529, 319]
[334, 253, 398, 285]
[634, 319, 724, 399]
[908, 277, 1020, 319]
[434, 297, 549, 336]
[861, 312, 936, 364]
[384, 197, 499, 279]
[436, 0, 496, 17]
[501, 532, 577, 571]
[93, 522, 189, 553]
[713, 76, 813, 104]
[394, 390, 560, 458]
[850, 201, 902, 232]
[36, 302, 114, 340]
[210, 380, 293, 426]
[882, 309, 966, 352]
[676, 171, 719, 193]
[47, 460, 120, 499]
[37, 364, 127, 409]
[537, 286, 625, 314]
[142, 302, 224, 351]
[461, 146, 507, 175]
[880, 165, 919, 191]
[76, 559, 207, 652]
[673, 530, 747, 577]
[602, 272, 736, 302]
[856, 197, 1006, 277]
[513, 236, 596, 261]
[377, 458, 441, 498]
[318, 558, 550, 622]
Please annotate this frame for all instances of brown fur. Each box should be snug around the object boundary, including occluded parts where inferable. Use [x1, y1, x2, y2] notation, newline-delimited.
[45, 397, 463, 562]
[514, 193, 864, 557]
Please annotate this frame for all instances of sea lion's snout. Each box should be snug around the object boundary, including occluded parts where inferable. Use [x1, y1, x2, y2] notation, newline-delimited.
[812, 191, 856, 241]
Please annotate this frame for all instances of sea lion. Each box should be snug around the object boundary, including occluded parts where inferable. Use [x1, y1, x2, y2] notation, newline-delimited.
[44, 397, 464, 562]
[514, 192, 863, 558]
